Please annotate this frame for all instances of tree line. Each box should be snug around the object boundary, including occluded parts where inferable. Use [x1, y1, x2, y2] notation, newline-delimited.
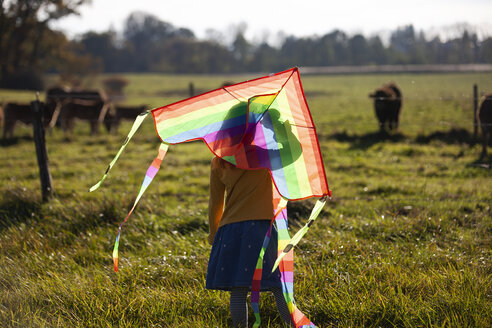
[1, 1, 492, 90]
[74, 14, 492, 74]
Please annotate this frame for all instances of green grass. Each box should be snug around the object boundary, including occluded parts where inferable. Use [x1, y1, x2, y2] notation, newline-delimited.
[1, 72, 491, 327]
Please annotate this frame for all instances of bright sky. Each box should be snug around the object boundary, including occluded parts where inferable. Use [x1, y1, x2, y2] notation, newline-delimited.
[53, 0, 492, 42]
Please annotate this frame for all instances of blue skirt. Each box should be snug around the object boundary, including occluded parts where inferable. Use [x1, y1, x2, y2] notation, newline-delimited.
[206, 220, 282, 291]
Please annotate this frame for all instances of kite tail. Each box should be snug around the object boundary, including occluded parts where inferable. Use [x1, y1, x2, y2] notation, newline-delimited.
[277, 196, 329, 328]
[112, 142, 169, 272]
[251, 197, 288, 328]
[251, 190, 324, 327]
[276, 207, 318, 328]
[90, 110, 150, 192]
[272, 196, 327, 272]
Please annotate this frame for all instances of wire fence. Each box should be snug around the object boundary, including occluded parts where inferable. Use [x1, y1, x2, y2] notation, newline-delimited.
[7, 184, 489, 203]
[1, 81, 490, 150]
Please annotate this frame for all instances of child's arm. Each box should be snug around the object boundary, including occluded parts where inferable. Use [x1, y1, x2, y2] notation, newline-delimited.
[208, 159, 225, 244]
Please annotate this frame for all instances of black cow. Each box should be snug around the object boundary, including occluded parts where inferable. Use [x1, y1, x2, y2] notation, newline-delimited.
[369, 83, 403, 131]
[104, 105, 148, 133]
[477, 93, 492, 159]
[0, 104, 3, 133]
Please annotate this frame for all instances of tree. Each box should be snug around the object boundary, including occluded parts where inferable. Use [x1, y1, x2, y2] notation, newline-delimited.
[479, 37, 492, 63]
[0, 0, 90, 89]
[320, 30, 350, 66]
[78, 30, 123, 72]
[249, 43, 280, 72]
[153, 38, 234, 73]
[123, 11, 194, 72]
[389, 25, 417, 63]
[367, 36, 387, 65]
[231, 28, 252, 71]
[348, 34, 369, 65]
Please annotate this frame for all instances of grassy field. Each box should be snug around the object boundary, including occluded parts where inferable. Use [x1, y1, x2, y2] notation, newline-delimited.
[0, 72, 491, 327]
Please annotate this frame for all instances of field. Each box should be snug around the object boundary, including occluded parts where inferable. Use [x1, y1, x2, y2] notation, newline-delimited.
[1, 72, 491, 327]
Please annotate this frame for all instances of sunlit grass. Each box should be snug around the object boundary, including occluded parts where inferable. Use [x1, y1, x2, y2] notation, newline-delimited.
[1, 72, 491, 327]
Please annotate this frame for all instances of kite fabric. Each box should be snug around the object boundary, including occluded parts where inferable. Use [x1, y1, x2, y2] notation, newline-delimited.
[91, 67, 330, 327]
[152, 67, 329, 201]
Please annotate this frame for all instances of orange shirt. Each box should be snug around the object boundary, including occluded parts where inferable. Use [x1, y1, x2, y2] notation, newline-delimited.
[208, 157, 274, 244]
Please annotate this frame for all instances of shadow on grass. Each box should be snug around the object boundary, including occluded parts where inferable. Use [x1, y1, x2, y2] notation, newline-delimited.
[468, 155, 492, 169]
[62, 199, 126, 235]
[174, 217, 208, 235]
[328, 130, 406, 150]
[0, 187, 42, 230]
[287, 199, 334, 227]
[0, 186, 127, 248]
[288, 201, 315, 223]
[326, 128, 482, 151]
[415, 128, 477, 145]
[0, 136, 33, 147]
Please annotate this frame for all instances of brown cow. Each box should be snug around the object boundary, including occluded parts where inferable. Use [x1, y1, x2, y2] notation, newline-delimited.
[59, 99, 110, 135]
[2, 102, 53, 139]
[369, 82, 403, 131]
[46, 88, 111, 135]
[45, 87, 71, 128]
[3, 103, 31, 139]
[104, 105, 148, 133]
[477, 93, 492, 159]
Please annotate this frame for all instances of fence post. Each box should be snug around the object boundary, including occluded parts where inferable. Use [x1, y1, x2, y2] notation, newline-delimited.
[31, 98, 53, 202]
[473, 84, 478, 139]
[189, 82, 195, 97]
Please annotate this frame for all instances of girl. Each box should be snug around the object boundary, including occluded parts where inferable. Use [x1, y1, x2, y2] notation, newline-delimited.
[206, 156, 294, 327]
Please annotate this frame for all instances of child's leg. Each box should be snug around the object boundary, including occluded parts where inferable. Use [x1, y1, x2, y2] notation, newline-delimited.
[230, 287, 249, 328]
[271, 287, 295, 327]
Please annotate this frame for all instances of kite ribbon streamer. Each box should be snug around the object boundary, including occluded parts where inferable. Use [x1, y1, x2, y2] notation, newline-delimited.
[113, 142, 169, 271]
[276, 207, 317, 328]
[251, 192, 319, 328]
[90, 110, 150, 192]
[251, 196, 288, 328]
[272, 196, 327, 272]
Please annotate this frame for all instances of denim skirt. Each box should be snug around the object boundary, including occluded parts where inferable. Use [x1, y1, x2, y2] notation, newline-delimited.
[206, 220, 282, 291]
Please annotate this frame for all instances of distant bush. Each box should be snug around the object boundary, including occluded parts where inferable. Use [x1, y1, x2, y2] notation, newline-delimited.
[102, 76, 129, 95]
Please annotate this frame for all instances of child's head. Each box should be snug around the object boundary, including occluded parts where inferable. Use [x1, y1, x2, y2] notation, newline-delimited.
[267, 108, 282, 123]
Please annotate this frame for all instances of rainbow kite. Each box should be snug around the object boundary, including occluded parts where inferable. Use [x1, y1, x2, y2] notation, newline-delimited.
[91, 67, 331, 327]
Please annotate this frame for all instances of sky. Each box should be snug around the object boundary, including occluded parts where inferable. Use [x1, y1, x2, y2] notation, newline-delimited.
[52, 0, 492, 42]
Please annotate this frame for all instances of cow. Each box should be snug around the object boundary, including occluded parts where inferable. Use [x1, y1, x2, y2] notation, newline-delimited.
[59, 99, 110, 135]
[477, 93, 492, 159]
[45, 87, 71, 128]
[221, 81, 235, 88]
[2, 103, 32, 139]
[369, 82, 403, 132]
[45, 88, 111, 135]
[104, 105, 148, 133]
[0, 104, 3, 133]
[2, 102, 52, 139]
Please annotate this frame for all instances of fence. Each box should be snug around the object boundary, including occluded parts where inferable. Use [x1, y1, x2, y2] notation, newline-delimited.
[0, 81, 490, 202]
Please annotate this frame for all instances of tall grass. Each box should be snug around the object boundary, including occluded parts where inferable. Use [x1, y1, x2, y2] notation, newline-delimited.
[1, 72, 491, 327]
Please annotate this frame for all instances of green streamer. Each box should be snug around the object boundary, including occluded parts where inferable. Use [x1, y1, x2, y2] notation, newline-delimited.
[90, 111, 150, 192]
[272, 197, 327, 272]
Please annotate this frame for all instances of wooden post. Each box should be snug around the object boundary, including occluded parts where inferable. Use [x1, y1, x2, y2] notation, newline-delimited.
[31, 98, 53, 202]
[189, 82, 195, 97]
[473, 84, 478, 139]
